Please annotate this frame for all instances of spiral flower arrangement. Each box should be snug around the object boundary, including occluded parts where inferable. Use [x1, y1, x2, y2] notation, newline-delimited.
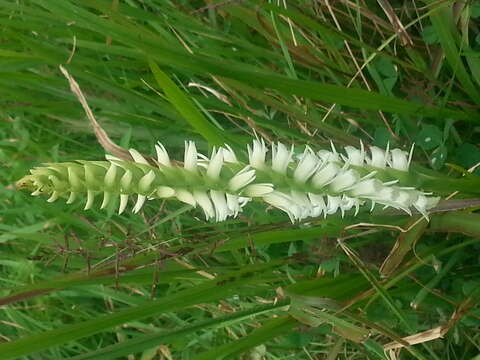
[16, 140, 439, 222]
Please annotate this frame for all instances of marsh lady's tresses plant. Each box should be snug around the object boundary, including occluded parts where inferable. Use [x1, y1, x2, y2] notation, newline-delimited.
[17, 140, 439, 222]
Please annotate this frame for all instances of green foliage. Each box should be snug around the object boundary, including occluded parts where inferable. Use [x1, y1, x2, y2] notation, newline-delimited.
[1, 1, 479, 359]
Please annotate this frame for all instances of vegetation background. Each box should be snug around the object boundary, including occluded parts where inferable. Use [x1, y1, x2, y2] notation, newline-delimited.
[1, 0, 480, 359]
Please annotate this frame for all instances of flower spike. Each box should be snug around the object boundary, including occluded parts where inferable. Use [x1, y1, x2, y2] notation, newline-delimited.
[16, 140, 439, 222]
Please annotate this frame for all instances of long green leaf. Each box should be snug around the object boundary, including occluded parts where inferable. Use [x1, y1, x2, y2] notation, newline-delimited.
[148, 59, 225, 145]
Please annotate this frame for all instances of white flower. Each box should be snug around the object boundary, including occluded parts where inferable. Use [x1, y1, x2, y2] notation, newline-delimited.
[294, 147, 320, 183]
[311, 162, 341, 188]
[340, 196, 362, 217]
[367, 146, 388, 168]
[228, 166, 256, 192]
[119, 194, 129, 215]
[101, 192, 111, 209]
[395, 190, 416, 209]
[390, 148, 410, 171]
[47, 190, 59, 203]
[263, 191, 300, 222]
[226, 193, 241, 215]
[175, 189, 196, 206]
[248, 139, 268, 169]
[222, 144, 238, 163]
[242, 183, 274, 197]
[157, 186, 175, 198]
[413, 194, 439, 218]
[120, 170, 133, 192]
[343, 143, 365, 166]
[369, 187, 398, 205]
[317, 150, 340, 163]
[308, 193, 326, 217]
[291, 191, 314, 220]
[349, 179, 382, 197]
[68, 167, 82, 190]
[184, 141, 198, 172]
[193, 190, 215, 220]
[271, 142, 293, 174]
[329, 169, 360, 192]
[326, 195, 341, 215]
[133, 194, 146, 213]
[291, 190, 311, 208]
[206, 148, 224, 180]
[104, 163, 118, 189]
[129, 149, 149, 165]
[210, 190, 231, 222]
[138, 170, 155, 193]
[155, 142, 171, 166]
[66, 191, 76, 204]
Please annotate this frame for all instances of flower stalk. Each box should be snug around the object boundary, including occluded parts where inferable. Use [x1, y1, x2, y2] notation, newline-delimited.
[16, 140, 439, 222]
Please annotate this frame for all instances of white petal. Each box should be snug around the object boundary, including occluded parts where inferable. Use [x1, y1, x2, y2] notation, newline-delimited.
[317, 150, 340, 163]
[412, 194, 438, 217]
[343, 145, 365, 166]
[263, 191, 299, 222]
[84, 190, 94, 210]
[184, 141, 198, 172]
[105, 154, 122, 162]
[329, 169, 360, 192]
[210, 190, 230, 221]
[368, 146, 388, 168]
[47, 175, 62, 190]
[228, 166, 256, 192]
[271, 142, 293, 174]
[156, 186, 175, 198]
[47, 191, 60, 203]
[311, 162, 341, 188]
[308, 193, 326, 214]
[412, 194, 430, 216]
[390, 148, 409, 171]
[101, 192, 111, 209]
[326, 195, 341, 215]
[294, 148, 320, 183]
[291, 190, 311, 208]
[155, 142, 171, 166]
[340, 196, 363, 218]
[206, 148, 224, 180]
[66, 192, 76, 204]
[395, 190, 416, 209]
[119, 194, 129, 214]
[133, 194, 146, 213]
[138, 170, 156, 193]
[226, 193, 240, 215]
[175, 189, 196, 206]
[129, 149, 149, 165]
[222, 145, 238, 163]
[193, 190, 215, 220]
[31, 189, 42, 196]
[68, 167, 82, 190]
[238, 196, 250, 208]
[104, 163, 118, 188]
[84, 164, 99, 187]
[349, 179, 382, 197]
[120, 170, 133, 192]
[248, 139, 267, 169]
[242, 183, 274, 197]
